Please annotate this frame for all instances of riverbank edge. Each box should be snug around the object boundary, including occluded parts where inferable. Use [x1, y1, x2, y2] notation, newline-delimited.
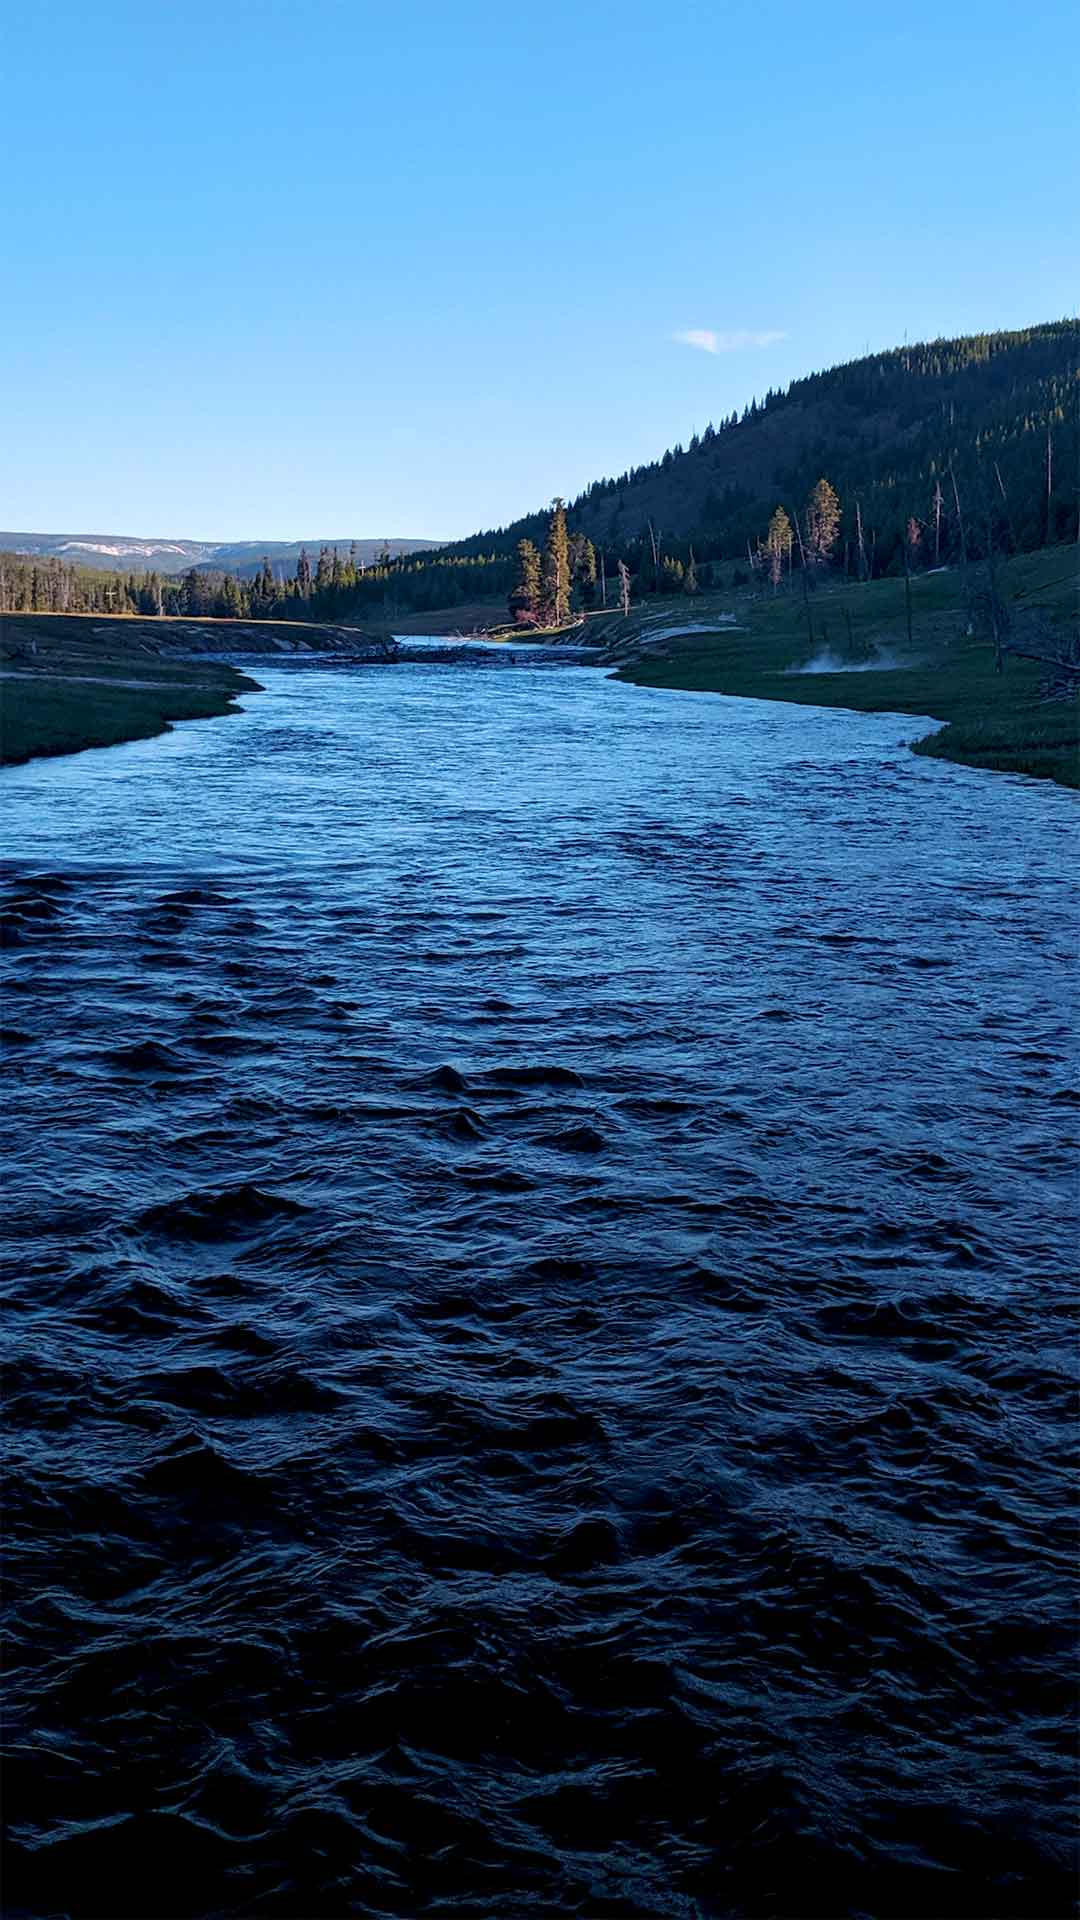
[0, 664, 264, 767]
[611, 657, 1078, 790]
[0, 612, 278, 765]
[595, 549, 1078, 790]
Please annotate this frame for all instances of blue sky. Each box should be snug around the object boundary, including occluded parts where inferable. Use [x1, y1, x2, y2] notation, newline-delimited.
[4, 0, 1076, 541]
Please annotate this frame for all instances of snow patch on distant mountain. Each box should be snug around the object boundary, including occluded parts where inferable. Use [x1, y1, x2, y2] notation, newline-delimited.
[1, 532, 440, 575]
[55, 540, 200, 560]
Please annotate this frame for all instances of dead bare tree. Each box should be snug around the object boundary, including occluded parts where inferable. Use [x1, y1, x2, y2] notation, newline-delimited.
[992, 460, 1020, 554]
[646, 521, 661, 596]
[855, 500, 868, 582]
[983, 503, 1006, 672]
[949, 463, 969, 580]
[797, 540, 814, 647]
[1004, 616, 1080, 699]
[618, 559, 631, 617]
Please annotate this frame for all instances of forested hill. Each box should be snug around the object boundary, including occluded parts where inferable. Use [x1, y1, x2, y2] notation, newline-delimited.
[3, 323, 1074, 627]
[285, 320, 1075, 622]
[449, 321, 1076, 565]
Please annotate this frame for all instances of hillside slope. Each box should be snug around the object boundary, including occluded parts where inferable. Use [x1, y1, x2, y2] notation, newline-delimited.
[441, 319, 1078, 570]
[274, 321, 1076, 630]
[573, 323, 1075, 553]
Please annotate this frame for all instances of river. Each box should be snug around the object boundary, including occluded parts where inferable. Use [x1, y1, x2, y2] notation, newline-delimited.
[3, 661, 1077, 1918]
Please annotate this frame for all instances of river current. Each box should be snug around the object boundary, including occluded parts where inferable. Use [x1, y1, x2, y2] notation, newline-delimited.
[3, 662, 1077, 1918]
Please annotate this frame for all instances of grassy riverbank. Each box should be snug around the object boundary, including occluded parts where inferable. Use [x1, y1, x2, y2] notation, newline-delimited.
[0, 611, 402, 764]
[601, 547, 1078, 788]
[0, 614, 263, 765]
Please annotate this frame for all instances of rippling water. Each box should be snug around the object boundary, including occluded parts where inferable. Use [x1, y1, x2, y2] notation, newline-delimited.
[3, 664, 1078, 1919]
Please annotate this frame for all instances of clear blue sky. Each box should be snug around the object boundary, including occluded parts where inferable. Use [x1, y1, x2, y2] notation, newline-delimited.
[4, 0, 1076, 542]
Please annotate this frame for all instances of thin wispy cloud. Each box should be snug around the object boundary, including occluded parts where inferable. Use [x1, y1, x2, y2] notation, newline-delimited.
[673, 327, 787, 354]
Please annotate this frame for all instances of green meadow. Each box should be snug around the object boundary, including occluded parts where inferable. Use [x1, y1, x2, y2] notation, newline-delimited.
[600, 547, 1078, 788]
[0, 614, 260, 765]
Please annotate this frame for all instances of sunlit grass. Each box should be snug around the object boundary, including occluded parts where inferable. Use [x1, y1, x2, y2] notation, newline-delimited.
[0, 614, 258, 764]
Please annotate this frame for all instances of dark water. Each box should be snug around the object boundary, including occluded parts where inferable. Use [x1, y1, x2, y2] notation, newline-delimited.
[3, 664, 1077, 1919]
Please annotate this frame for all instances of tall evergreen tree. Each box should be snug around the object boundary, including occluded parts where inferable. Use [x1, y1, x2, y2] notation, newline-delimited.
[764, 506, 794, 587]
[805, 478, 841, 571]
[223, 573, 244, 617]
[576, 536, 598, 606]
[541, 498, 570, 626]
[509, 538, 541, 624]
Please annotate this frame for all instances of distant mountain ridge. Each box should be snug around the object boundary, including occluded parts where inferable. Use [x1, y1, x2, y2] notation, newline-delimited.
[0, 532, 440, 577]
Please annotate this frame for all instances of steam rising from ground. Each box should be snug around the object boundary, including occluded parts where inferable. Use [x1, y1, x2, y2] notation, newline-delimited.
[789, 648, 917, 675]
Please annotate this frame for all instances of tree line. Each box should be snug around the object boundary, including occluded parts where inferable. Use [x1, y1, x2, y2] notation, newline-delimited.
[323, 322, 1078, 624]
[2, 324, 1073, 627]
[0, 541, 520, 622]
[418, 321, 1079, 589]
[507, 501, 604, 627]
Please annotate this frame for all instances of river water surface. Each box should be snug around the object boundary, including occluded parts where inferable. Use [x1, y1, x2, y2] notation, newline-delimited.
[3, 663, 1077, 1918]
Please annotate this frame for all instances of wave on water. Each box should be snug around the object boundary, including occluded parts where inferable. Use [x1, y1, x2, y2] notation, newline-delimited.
[2, 663, 1078, 1918]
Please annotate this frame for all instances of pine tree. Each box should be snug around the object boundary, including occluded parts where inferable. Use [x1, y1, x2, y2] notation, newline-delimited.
[509, 538, 542, 624]
[569, 534, 598, 606]
[805, 478, 841, 571]
[764, 506, 794, 588]
[541, 498, 570, 626]
[296, 547, 312, 597]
